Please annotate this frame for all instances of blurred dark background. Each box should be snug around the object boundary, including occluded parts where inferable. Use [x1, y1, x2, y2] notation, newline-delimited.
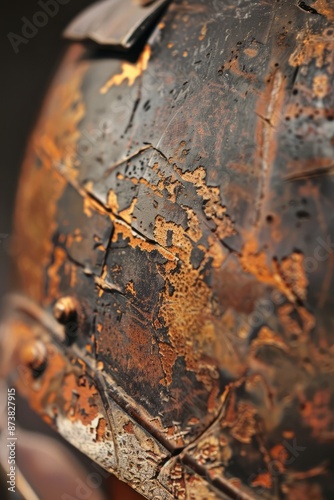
[0, 0, 96, 300]
[0, 2, 143, 498]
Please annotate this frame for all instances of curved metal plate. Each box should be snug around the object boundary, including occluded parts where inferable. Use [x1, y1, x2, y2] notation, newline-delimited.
[63, 0, 171, 49]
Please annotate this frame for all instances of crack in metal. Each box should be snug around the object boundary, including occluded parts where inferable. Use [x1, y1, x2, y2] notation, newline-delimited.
[297, 1, 320, 15]
[156, 377, 255, 500]
[284, 164, 334, 181]
[124, 71, 143, 135]
[255, 70, 284, 229]
[54, 161, 177, 261]
[102, 142, 167, 179]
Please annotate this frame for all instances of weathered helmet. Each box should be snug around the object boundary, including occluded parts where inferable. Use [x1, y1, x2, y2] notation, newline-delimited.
[2, 0, 334, 498]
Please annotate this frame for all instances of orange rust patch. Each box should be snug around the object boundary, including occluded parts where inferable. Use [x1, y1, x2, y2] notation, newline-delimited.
[223, 391, 237, 427]
[123, 421, 134, 434]
[199, 23, 208, 41]
[300, 389, 333, 436]
[116, 158, 230, 267]
[97, 264, 108, 298]
[206, 236, 227, 269]
[278, 303, 315, 340]
[280, 252, 308, 302]
[154, 216, 192, 260]
[224, 54, 257, 82]
[184, 207, 202, 242]
[110, 217, 175, 263]
[154, 216, 218, 387]
[96, 417, 107, 442]
[283, 430, 295, 440]
[175, 165, 235, 239]
[184, 473, 219, 500]
[66, 261, 78, 288]
[63, 373, 99, 425]
[194, 436, 220, 465]
[107, 190, 119, 213]
[134, 176, 163, 197]
[250, 326, 289, 355]
[207, 384, 220, 414]
[119, 196, 137, 224]
[47, 247, 67, 302]
[97, 311, 165, 390]
[270, 444, 288, 472]
[100, 45, 151, 93]
[251, 472, 272, 489]
[82, 186, 108, 218]
[313, 74, 330, 99]
[158, 342, 177, 386]
[165, 176, 182, 203]
[168, 461, 187, 499]
[313, 0, 334, 20]
[239, 240, 296, 302]
[125, 281, 136, 296]
[289, 29, 334, 71]
[244, 47, 258, 58]
[229, 402, 257, 444]
[6, 317, 107, 443]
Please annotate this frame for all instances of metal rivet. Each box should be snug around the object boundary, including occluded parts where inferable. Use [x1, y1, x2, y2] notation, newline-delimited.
[20, 340, 47, 371]
[53, 296, 77, 324]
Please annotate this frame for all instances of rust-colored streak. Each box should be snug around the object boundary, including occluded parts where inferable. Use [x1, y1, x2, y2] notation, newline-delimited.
[47, 247, 67, 302]
[254, 70, 286, 227]
[280, 252, 308, 302]
[100, 45, 151, 94]
[96, 417, 107, 442]
[199, 23, 208, 41]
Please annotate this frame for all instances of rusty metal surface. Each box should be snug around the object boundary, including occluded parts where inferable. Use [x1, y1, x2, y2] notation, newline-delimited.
[2, 0, 334, 498]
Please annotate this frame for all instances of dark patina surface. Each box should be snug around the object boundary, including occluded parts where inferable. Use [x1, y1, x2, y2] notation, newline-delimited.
[2, 0, 334, 498]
